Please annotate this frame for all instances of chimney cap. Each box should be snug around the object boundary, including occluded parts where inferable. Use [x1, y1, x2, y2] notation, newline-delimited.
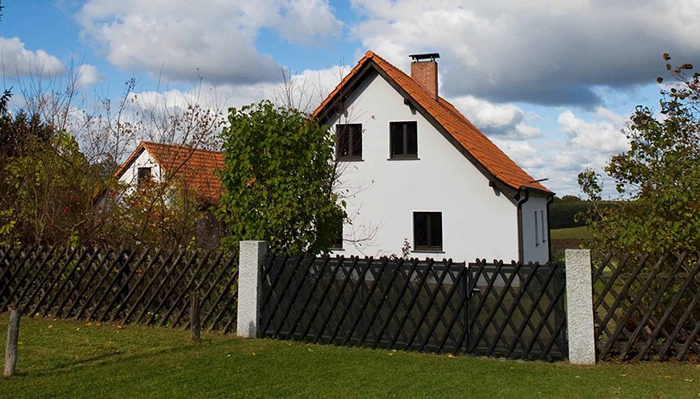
[409, 53, 440, 62]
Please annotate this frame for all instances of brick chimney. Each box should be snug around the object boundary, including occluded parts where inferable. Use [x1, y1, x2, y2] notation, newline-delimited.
[410, 53, 440, 99]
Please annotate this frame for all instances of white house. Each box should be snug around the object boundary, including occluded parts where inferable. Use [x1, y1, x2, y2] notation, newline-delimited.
[314, 51, 553, 263]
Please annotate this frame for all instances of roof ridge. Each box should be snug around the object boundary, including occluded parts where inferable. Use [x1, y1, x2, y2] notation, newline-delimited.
[142, 141, 222, 155]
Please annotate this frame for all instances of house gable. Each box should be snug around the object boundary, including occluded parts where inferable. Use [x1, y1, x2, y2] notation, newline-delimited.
[314, 51, 552, 200]
[325, 68, 522, 261]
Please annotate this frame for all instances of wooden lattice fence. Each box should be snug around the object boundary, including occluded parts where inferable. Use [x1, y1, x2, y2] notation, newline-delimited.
[0, 245, 238, 332]
[593, 252, 700, 361]
[260, 254, 567, 360]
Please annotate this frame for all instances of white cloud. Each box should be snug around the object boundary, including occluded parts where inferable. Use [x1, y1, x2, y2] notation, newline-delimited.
[448, 95, 542, 139]
[492, 139, 545, 170]
[126, 65, 348, 121]
[349, 0, 700, 106]
[76, 64, 103, 88]
[557, 108, 629, 152]
[77, 0, 343, 84]
[276, 0, 344, 46]
[0, 37, 65, 77]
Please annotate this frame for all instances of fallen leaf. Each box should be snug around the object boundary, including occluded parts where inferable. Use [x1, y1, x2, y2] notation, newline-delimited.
[683, 378, 693, 382]
[48, 325, 53, 328]
[448, 354, 456, 358]
[252, 352, 256, 356]
[388, 353, 393, 356]
[620, 374, 627, 377]
[96, 323, 101, 327]
[307, 348, 313, 352]
[116, 325, 124, 329]
[575, 376, 581, 379]
[75, 327, 80, 331]
[665, 376, 673, 380]
[17, 341, 23, 345]
[86, 322, 92, 326]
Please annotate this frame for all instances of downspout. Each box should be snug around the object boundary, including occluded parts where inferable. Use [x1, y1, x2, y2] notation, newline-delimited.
[546, 194, 555, 262]
[516, 188, 530, 263]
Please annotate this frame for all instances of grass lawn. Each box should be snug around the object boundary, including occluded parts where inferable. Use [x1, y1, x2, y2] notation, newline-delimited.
[551, 226, 592, 241]
[1, 315, 699, 398]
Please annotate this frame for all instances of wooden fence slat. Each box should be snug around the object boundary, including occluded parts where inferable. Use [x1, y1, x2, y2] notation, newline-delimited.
[25, 246, 79, 316]
[74, 249, 128, 320]
[619, 253, 688, 359]
[420, 261, 467, 352]
[134, 250, 186, 325]
[122, 250, 175, 324]
[639, 256, 700, 360]
[111, 249, 163, 322]
[98, 249, 150, 322]
[64, 248, 113, 318]
[145, 251, 199, 326]
[159, 251, 210, 327]
[41, 247, 96, 317]
[87, 249, 141, 321]
[1, 246, 52, 311]
[171, 251, 224, 329]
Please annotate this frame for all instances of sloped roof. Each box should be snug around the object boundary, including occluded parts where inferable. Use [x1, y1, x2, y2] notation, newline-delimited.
[115, 141, 224, 204]
[313, 51, 552, 195]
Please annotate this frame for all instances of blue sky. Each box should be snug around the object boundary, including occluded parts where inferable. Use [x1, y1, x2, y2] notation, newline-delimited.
[2, 0, 699, 195]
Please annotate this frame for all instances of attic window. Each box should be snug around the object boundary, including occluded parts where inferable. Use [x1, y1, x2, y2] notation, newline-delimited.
[137, 167, 152, 187]
[336, 124, 362, 161]
[390, 121, 418, 159]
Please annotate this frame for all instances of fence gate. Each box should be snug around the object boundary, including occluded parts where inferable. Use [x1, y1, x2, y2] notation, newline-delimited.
[260, 254, 567, 360]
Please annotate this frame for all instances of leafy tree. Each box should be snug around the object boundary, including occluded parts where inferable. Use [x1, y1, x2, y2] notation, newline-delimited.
[578, 55, 700, 254]
[216, 101, 346, 254]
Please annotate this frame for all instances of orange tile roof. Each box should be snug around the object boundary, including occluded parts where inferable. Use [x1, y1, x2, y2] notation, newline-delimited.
[313, 51, 552, 194]
[115, 141, 224, 204]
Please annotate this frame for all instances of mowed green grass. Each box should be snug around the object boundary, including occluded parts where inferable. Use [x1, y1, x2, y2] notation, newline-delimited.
[1, 315, 699, 398]
[551, 226, 593, 241]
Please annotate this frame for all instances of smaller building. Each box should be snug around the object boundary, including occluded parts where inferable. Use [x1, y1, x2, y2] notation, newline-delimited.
[100, 141, 225, 249]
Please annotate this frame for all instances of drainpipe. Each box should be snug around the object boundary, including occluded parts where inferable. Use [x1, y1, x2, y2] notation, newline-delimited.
[546, 194, 555, 262]
[516, 188, 530, 263]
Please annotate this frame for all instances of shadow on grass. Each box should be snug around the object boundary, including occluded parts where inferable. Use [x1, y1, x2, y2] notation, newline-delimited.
[26, 338, 234, 378]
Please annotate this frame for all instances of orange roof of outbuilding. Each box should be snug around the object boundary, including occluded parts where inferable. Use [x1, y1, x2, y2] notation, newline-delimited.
[313, 51, 551, 194]
[115, 141, 224, 204]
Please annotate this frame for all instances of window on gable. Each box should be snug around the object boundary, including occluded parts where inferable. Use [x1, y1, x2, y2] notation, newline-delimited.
[413, 212, 442, 251]
[137, 167, 152, 187]
[390, 121, 418, 159]
[336, 123, 362, 161]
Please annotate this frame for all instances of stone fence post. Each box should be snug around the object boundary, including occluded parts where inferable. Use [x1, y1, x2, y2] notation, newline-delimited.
[565, 249, 596, 365]
[237, 241, 267, 338]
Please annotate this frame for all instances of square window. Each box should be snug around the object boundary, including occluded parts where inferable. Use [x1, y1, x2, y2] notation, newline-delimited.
[336, 124, 362, 161]
[413, 212, 442, 251]
[390, 122, 418, 159]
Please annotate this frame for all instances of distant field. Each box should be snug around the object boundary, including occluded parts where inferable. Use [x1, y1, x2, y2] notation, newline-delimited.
[550, 226, 592, 261]
[551, 226, 592, 240]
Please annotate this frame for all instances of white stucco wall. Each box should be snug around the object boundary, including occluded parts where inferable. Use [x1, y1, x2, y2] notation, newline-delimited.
[521, 194, 550, 263]
[328, 70, 521, 262]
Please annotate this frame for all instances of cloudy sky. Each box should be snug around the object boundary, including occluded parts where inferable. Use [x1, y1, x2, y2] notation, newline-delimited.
[2, 0, 699, 196]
